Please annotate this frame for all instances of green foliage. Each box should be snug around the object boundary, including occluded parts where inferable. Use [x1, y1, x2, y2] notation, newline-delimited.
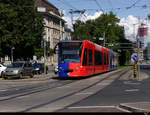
[72, 11, 133, 66]
[47, 48, 54, 56]
[0, 0, 44, 60]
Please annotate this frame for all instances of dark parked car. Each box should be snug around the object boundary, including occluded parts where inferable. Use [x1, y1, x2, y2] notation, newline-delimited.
[32, 63, 48, 74]
[3, 61, 34, 79]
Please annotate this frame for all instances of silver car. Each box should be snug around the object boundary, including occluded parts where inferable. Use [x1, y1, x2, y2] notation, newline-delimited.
[0, 64, 6, 77]
[3, 61, 34, 79]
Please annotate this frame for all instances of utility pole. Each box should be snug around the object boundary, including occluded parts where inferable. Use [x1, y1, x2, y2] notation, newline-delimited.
[59, 10, 65, 40]
[69, 9, 86, 31]
[137, 35, 140, 80]
[103, 32, 105, 47]
[11, 47, 15, 63]
[103, 23, 111, 47]
[37, 7, 47, 74]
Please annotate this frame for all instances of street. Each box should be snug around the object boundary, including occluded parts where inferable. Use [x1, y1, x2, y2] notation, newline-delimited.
[0, 67, 149, 112]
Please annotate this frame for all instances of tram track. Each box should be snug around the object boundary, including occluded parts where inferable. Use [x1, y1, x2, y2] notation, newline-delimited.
[0, 78, 77, 101]
[0, 68, 130, 106]
[57, 69, 130, 111]
[22, 68, 130, 112]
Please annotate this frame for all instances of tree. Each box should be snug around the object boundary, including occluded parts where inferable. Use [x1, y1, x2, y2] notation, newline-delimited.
[0, 0, 44, 60]
[72, 11, 133, 66]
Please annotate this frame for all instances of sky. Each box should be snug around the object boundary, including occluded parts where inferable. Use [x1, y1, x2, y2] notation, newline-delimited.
[48, 0, 150, 42]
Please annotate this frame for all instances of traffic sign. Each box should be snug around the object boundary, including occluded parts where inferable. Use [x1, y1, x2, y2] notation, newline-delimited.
[132, 55, 138, 62]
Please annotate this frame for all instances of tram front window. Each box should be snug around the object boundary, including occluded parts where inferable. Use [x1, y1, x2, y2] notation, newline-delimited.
[59, 42, 83, 63]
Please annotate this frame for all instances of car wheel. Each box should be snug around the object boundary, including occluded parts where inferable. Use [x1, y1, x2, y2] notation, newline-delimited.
[30, 72, 34, 78]
[3, 75, 7, 79]
[19, 73, 23, 79]
[1, 71, 4, 78]
[39, 70, 42, 74]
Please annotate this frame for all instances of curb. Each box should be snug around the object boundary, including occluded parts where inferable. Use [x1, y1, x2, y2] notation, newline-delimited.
[119, 103, 150, 112]
[0, 72, 57, 82]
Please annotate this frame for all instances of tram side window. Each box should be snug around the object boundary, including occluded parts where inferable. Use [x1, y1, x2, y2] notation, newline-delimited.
[113, 55, 115, 65]
[104, 53, 106, 65]
[95, 51, 102, 65]
[107, 54, 109, 65]
[110, 54, 112, 65]
[89, 49, 92, 66]
[83, 48, 87, 66]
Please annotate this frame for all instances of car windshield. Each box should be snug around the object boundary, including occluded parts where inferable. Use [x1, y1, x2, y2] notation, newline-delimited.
[33, 63, 44, 68]
[7, 62, 24, 68]
[59, 42, 83, 63]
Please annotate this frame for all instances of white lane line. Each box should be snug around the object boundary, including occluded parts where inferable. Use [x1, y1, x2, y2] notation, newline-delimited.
[68, 105, 116, 109]
[125, 89, 139, 92]
[116, 106, 131, 113]
[75, 92, 94, 95]
[124, 81, 141, 85]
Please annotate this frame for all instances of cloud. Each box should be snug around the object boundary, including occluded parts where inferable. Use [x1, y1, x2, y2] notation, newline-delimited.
[63, 12, 149, 43]
[62, 11, 103, 31]
[119, 15, 139, 41]
[85, 11, 103, 20]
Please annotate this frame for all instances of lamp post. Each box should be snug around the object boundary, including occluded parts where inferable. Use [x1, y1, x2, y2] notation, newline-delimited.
[37, 7, 47, 74]
[11, 47, 15, 63]
[59, 10, 65, 40]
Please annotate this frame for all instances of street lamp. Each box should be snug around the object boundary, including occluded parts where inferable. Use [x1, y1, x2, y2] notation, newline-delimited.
[11, 47, 15, 63]
[37, 7, 47, 74]
[59, 10, 65, 40]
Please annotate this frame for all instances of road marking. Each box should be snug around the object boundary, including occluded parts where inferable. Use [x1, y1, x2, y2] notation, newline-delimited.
[75, 92, 94, 95]
[125, 89, 139, 92]
[68, 105, 116, 109]
[116, 106, 131, 113]
[124, 81, 141, 85]
[57, 85, 70, 88]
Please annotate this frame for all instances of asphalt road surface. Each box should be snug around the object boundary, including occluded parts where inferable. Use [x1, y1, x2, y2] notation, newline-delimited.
[0, 67, 149, 112]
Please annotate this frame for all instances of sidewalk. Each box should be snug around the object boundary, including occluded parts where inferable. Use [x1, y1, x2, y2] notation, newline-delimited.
[119, 102, 150, 112]
[119, 69, 150, 112]
[29, 71, 58, 81]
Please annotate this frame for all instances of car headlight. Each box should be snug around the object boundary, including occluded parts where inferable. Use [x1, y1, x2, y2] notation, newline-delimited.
[35, 68, 40, 71]
[13, 70, 19, 74]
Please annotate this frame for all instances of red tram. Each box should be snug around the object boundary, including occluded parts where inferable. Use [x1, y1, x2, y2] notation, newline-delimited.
[56, 40, 118, 78]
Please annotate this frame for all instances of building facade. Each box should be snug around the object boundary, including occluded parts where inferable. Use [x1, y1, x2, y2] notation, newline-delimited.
[34, 0, 65, 66]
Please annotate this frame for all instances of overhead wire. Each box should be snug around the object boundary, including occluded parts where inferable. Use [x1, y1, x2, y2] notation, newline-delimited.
[54, 0, 149, 21]
[93, 0, 104, 12]
[56, 0, 77, 10]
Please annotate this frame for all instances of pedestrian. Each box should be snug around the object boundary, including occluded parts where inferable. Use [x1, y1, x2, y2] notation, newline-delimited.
[45, 63, 48, 74]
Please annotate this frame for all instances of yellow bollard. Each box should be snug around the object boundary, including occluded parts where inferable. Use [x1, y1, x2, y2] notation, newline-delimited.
[133, 64, 137, 78]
